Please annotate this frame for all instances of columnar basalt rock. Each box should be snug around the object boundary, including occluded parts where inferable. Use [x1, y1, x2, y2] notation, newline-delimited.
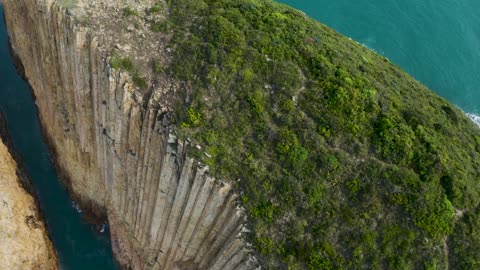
[0, 137, 58, 269]
[3, 0, 256, 269]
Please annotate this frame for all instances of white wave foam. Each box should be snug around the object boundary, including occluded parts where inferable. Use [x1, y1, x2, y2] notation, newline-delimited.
[72, 201, 82, 213]
[100, 223, 107, 233]
[467, 113, 480, 128]
[358, 41, 388, 60]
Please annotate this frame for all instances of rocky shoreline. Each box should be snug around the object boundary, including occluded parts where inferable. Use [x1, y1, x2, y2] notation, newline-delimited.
[0, 113, 58, 269]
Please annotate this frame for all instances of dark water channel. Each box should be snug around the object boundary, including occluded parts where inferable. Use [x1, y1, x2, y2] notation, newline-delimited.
[0, 6, 118, 270]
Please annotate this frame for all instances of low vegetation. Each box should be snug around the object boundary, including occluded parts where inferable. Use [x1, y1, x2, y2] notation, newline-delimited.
[151, 0, 480, 268]
[110, 55, 147, 89]
[57, 0, 77, 9]
[123, 6, 138, 17]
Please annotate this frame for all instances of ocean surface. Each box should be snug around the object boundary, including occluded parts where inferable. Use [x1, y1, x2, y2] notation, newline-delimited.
[279, 0, 480, 126]
[0, 6, 118, 270]
[0, 1, 479, 269]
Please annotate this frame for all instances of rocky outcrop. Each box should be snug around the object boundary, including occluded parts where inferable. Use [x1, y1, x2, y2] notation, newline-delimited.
[0, 137, 57, 269]
[3, 0, 255, 269]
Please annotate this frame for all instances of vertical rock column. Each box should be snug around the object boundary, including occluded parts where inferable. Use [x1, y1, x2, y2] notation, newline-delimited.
[3, 0, 257, 268]
[4, 0, 107, 212]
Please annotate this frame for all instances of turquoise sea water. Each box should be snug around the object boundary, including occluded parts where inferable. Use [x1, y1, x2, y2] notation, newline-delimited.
[279, 0, 480, 122]
[0, 6, 118, 270]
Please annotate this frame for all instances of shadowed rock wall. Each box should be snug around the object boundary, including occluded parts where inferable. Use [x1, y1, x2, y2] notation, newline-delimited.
[3, 0, 255, 269]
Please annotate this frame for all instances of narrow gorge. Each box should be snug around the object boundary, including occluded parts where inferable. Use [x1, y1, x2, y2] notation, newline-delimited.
[3, 0, 255, 269]
[0, 117, 57, 269]
[4, 0, 480, 269]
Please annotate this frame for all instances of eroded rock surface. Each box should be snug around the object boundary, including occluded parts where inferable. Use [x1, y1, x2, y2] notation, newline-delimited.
[0, 138, 57, 269]
[3, 0, 255, 269]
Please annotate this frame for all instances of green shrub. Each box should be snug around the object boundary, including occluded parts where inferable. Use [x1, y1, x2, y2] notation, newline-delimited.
[247, 89, 265, 115]
[150, 21, 171, 32]
[146, 3, 162, 15]
[132, 73, 148, 89]
[161, 0, 480, 268]
[182, 107, 202, 127]
[123, 6, 138, 17]
[411, 192, 455, 239]
[346, 179, 360, 194]
[255, 237, 275, 255]
[276, 128, 299, 155]
[110, 56, 134, 72]
[251, 201, 275, 222]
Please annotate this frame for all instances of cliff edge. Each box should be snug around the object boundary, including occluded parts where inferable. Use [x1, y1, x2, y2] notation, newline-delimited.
[4, 0, 480, 269]
[3, 0, 255, 269]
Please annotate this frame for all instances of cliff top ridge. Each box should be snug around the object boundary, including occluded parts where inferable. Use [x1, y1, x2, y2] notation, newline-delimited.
[58, 0, 172, 97]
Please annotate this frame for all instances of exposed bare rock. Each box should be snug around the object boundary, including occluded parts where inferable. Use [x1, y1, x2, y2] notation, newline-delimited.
[0, 138, 58, 269]
[3, 0, 255, 269]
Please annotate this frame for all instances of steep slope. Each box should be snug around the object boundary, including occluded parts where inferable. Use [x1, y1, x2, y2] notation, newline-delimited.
[4, 0, 255, 269]
[0, 123, 57, 269]
[4, 0, 480, 269]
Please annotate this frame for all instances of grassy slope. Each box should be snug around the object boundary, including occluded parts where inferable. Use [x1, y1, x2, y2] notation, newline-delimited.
[146, 0, 480, 268]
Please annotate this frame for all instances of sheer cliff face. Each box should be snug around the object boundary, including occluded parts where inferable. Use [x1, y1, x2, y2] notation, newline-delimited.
[0, 138, 58, 269]
[3, 1, 255, 269]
